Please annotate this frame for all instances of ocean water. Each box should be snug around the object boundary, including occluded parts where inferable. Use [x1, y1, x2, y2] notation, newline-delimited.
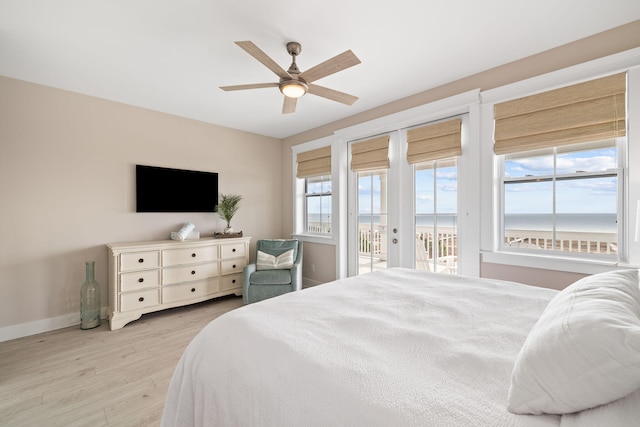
[309, 213, 618, 233]
[503, 213, 617, 233]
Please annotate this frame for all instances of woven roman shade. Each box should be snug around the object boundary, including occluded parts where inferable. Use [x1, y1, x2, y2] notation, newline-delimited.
[406, 118, 462, 164]
[296, 146, 331, 179]
[350, 135, 390, 172]
[493, 73, 626, 155]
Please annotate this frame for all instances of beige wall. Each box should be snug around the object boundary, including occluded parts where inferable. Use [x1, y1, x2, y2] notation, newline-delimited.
[300, 242, 337, 286]
[480, 263, 586, 291]
[281, 20, 640, 286]
[0, 76, 283, 335]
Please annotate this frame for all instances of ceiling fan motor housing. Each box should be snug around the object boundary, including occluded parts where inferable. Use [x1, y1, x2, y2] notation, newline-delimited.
[286, 42, 302, 56]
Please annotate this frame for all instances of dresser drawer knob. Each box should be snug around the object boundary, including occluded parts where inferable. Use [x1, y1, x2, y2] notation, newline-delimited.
[138, 278, 144, 283]
[232, 248, 236, 252]
[138, 297, 144, 302]
[191, 253, 196, 258]
[232, 279, 236, 284]
[191, 270, 196, 275]
[232, 264, 236, 269]
[138, 258, 144, 263]
[191, 287, 196, 292]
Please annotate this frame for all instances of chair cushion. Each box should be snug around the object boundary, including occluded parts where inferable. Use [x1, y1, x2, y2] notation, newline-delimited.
[256, 249, 294, 270]
[256, 239, 298, 262]
[249, 269, 293, 286]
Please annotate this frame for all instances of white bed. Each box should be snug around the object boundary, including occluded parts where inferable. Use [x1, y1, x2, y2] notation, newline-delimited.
[161, 268, 640, 426]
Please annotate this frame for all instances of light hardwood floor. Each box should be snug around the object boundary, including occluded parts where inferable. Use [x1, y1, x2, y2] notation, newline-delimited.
[0, 295, 243, 427]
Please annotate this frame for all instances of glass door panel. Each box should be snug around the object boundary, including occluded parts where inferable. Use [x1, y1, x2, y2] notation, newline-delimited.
[415, 158, 458, 274]
[357, 169, 388, 274]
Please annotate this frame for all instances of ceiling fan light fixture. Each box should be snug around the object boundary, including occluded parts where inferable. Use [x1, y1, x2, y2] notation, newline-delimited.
[279, 80, 308, 98]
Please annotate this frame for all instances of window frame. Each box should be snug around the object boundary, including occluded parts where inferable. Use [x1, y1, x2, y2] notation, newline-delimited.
[497, 140, 625, 261]
[303, 174, 332, 236]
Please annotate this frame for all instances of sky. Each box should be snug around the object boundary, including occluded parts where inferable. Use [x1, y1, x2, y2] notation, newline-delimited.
[354, 144, 618, 216]
[503, 145, 617, 214]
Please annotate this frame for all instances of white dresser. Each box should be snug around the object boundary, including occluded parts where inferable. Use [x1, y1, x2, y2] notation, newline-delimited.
[107, 236, 250, 330]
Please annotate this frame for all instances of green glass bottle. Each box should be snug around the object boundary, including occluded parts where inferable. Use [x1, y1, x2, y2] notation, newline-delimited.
[80, 261, 101, 330]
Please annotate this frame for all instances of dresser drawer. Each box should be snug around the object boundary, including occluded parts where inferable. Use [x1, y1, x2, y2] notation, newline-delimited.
[120, 270, 160, 292]
[162, 279, 220, 304]
[220, 258, 245, 275]
[163, 246, 218, 266]
[221, 243, 246, 259]
[120, 289, 159, 312]
[221, 273, 242, 291]
[120, 251, 160, 272]
[163, 262, 218, 285]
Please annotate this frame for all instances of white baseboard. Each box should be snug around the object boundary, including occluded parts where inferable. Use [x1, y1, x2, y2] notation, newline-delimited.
[0, 308, 107, 343]
[302, 277, 323, 288]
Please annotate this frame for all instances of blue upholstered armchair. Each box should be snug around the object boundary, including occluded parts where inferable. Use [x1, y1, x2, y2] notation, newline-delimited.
[242, 239, 303, 304]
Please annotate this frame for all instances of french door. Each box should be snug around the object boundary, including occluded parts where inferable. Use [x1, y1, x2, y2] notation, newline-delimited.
[347, 117, 466, 277]
[348, 132, 408, 275]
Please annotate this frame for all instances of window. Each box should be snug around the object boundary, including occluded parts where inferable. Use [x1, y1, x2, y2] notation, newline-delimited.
[501, 140, 620, 257]
[295, 145, 332, 236]
[493, 73, 627, 261]
[305, 175, 332, 234]
[415, 158, 458, 273]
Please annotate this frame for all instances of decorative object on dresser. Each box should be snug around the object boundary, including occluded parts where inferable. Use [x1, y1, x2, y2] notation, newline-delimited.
[215, 193, 242, 234]
[107, 236, 250, 330]
[170, 222, 195, 241]
[213, 231, 243, 238]
[80, 260, 101, 330]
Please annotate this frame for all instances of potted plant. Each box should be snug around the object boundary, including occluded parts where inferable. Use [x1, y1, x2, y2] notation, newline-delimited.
[216, 193, 242, 234]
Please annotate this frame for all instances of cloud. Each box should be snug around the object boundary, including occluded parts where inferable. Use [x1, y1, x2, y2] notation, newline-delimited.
[506, 150, 616, 176]
[556, 155, 616, 174]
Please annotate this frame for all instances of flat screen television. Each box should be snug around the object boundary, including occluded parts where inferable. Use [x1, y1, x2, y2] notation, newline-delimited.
[136, 164, 218, 212]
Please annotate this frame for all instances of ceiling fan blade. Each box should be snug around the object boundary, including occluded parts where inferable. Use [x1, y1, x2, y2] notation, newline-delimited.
[282, 96, 297, 114]
[299, 50, 361, 83]
[219, 83, 278, 91]
[308, 84, 358, 105]
[235, 41, 291, 80]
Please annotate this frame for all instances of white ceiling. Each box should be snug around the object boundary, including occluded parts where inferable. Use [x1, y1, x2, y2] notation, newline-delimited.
[2, 1, 640, 139]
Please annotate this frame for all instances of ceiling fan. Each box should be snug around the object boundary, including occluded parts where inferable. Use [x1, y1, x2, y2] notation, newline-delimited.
[220, 41, 361, 114]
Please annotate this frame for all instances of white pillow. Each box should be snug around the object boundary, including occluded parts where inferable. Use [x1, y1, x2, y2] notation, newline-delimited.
[256, 249, 294, 270]
[508, 269, 640, 415]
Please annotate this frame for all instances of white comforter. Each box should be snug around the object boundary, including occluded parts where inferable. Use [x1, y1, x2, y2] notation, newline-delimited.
[161, 268, 635, 426]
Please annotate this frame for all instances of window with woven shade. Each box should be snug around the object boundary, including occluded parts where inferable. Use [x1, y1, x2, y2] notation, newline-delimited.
[297, 146, 332, 235]
[495, 73, 627, 259]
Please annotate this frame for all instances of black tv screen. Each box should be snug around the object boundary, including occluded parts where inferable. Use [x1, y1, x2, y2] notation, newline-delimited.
[136, 165, 218, 212]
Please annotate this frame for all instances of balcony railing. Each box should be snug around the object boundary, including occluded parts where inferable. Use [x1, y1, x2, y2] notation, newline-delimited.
[504, 229, 617, 254]
[308, 222, 618, 274]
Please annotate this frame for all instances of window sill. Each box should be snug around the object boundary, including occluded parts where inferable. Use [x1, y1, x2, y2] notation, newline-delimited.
[480, 250, 624, 275]
[291, 233, 337, 246]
